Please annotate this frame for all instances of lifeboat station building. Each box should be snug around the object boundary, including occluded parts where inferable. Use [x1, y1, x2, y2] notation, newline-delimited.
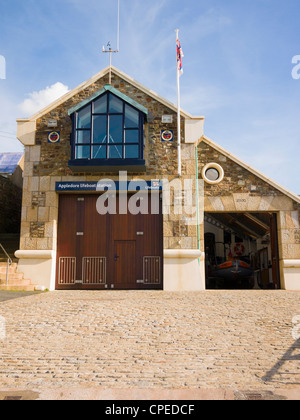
[15, 66, 300, 292]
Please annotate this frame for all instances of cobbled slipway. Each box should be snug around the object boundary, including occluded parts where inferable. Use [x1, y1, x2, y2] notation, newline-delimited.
[0, 290, 299, 391]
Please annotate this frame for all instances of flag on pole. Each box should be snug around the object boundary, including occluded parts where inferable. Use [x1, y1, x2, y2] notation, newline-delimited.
[176, 37, 184, 76]
[176, 29, 183, 176]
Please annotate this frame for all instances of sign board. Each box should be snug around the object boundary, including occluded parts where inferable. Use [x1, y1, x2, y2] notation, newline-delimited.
[162, 115, 173, 123]
[56, 180, 163, 192]
[47, 119, 58, 128]
[161, 130, 174, 142]
[48, 131, 60, 143]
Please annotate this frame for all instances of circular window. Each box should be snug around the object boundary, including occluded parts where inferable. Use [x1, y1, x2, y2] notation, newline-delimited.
[202, 163, 224, 185]
[205, 167, 220, 182]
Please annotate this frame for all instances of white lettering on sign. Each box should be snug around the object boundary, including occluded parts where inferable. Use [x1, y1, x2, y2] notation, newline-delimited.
[162, 115, 173, 123]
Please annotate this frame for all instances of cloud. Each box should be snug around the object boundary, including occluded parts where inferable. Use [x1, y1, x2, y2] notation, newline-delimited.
[19, 82, 69, 117]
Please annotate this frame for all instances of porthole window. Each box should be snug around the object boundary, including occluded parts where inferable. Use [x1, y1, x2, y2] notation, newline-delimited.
[205, 167, 220, 182]
[202, 163, 224, 185]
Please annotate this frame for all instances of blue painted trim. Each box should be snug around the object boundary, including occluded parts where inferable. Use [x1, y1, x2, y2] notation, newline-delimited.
[69, 158, 146, 166]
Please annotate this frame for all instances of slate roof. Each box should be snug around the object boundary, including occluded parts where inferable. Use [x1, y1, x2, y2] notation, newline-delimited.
[0, 153, 23, 175]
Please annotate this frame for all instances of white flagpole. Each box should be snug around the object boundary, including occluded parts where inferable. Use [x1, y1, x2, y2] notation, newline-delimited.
[176, 29, 182, 177]
[117, 0, 120, 52]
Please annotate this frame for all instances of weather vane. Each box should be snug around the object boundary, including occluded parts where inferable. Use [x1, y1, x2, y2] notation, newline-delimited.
[102, 0, 120, 85]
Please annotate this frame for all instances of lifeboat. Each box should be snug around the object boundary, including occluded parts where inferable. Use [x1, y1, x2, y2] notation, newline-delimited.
[211, 259, 254, 281]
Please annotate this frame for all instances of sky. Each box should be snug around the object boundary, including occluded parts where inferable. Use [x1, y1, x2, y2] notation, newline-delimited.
[0, 0, 299, 193]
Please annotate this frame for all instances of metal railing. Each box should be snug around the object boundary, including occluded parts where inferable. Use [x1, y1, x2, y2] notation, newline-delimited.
[0, 243, 13, 286]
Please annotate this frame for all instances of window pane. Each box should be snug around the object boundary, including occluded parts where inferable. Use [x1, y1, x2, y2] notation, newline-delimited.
[125, 129, 139, 144]
[205, 168, 220, 181]
[94, 95, 107, 114]
[93, 115, 107, 144]
[92, 145, 107, 159]
[76, 145, 90, 159]
[125, 105, 139, 128]
[76, 130, 90, 144]
[77, 106, 91, 129]
[109, 94, 123, 113]
[108, 145, 123, 159]
[109, 115, 123, 144]
[125, 145, 139, 159]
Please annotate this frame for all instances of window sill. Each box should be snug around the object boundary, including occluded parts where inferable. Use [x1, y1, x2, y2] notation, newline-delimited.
[68, 159, 146, 173]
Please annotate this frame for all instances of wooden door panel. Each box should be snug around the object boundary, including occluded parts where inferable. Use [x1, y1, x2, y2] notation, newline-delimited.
[56, 196, 78, 289]
[56, 193, 163, 290]
[82, 195, 107, 257]
[75, 197, 85, 281]
[57, 195, 77, 257]
[114, 240, 136, 289]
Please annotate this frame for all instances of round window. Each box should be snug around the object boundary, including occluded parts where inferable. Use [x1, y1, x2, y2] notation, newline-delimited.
[205, 168, 220, 182]
[202, 163, 224, 185]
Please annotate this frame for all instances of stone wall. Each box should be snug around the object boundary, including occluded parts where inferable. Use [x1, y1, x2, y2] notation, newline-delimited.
[28, 72, 186, 178]
[199, 141, 287, 198]
[20, 71, 197, 252]
[198, 140, 300, 262]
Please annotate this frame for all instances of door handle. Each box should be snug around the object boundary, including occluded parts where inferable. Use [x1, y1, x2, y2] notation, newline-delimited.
[114, 254, 120, 262]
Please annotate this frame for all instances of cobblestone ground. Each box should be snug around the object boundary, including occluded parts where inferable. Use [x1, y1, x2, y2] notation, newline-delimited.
[0, 290, 299, 392]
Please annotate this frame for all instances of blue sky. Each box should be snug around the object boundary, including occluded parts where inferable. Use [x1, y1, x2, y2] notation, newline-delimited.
[0, 0, 299, 193]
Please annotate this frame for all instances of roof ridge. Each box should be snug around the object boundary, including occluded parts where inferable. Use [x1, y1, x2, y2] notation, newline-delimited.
[17, 66, 204, 122]
[67, 84, 148, 116]
[201, 135, 300, 204]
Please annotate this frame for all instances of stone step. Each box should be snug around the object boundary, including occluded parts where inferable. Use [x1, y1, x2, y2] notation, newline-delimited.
[0, 273, 25, 281]
[0, 278, 32, 286]
[0, 267, 20, 274]
[0, 262, 18, 269]
[0, 262, 36, 291]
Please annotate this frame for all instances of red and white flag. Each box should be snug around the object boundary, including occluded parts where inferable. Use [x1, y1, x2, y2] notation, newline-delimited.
[177, 37, 184, 76]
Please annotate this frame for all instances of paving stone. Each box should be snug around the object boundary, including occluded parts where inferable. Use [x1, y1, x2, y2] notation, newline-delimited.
[0, 290, 299, 392]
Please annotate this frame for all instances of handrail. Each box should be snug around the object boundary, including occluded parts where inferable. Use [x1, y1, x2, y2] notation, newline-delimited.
[0, 243, 13, 264]
[0, 243, 13, 286]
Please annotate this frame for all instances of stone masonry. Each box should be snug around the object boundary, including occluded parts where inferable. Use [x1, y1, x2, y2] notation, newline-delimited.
[198, 140, 300, 265]
[20, 70, 197, 253]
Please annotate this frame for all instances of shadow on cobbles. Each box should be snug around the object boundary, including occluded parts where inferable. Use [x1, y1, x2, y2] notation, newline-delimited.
[0, 291, 44, 303]
[262, 338, 300, 386]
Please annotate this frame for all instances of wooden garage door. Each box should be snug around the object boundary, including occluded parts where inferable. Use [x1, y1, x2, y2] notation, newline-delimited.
[56, 194, 163, 290]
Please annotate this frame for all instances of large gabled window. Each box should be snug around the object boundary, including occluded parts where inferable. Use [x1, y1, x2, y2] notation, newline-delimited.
[70, 91, 145, 169]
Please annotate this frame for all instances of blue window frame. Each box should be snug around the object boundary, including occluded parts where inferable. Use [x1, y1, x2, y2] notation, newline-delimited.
[71, 92, 145, 167]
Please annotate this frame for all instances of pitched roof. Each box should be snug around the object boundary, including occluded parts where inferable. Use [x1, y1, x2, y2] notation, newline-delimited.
[68, 84, 148, 116]
[17, 66, 204, 123]
[201, 135, 300, 204]
[0, 153, 23, 175]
